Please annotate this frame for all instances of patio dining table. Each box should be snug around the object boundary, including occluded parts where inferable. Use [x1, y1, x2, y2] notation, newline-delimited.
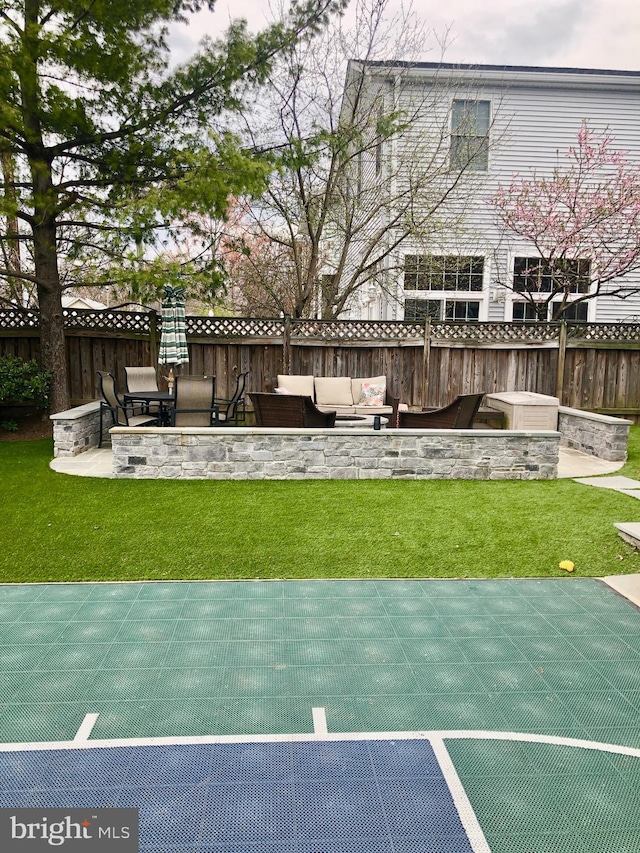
[124, 390, 175, 426]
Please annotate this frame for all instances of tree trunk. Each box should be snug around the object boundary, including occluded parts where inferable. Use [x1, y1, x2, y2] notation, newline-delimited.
[33, 214, 69, 414]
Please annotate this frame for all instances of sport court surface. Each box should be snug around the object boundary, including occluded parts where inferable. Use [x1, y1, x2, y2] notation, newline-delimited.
[1, 578, 639, 852]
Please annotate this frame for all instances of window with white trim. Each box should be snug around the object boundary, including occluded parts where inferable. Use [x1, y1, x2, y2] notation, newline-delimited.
[513, 257, 590, 294]
[450, 100, 490, 171]
[403, 254, 485, 322]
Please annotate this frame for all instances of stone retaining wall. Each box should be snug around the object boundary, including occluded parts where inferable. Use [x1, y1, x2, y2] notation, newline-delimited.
[50, 401, 102, 457]
[558, 406, 631, 461]
[110, 427, 559, 480]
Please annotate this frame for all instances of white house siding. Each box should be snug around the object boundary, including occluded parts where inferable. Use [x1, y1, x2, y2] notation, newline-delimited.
[342, 64, 640, 323]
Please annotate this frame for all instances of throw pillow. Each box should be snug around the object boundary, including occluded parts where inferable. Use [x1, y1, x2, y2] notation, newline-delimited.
[359, 382, 385, 406]
[274, 387, 292, 395]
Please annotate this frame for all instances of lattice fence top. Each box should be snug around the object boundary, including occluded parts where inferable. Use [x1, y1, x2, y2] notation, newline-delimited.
[2, 308, 640, 345]
[187, 316, 284, 338]
[63, 309, 152, 334]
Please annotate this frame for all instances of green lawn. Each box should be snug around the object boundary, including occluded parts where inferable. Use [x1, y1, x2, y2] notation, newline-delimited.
[2, 432, 640, 583]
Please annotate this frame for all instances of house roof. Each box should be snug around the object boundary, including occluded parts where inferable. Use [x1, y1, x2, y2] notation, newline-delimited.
[347, 60, 640, 91]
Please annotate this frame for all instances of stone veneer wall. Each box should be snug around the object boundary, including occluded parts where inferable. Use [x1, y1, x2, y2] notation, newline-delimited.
[558, 406, 631, 461]
[110, 427, 559, 480]
[50, 401, 102, 457]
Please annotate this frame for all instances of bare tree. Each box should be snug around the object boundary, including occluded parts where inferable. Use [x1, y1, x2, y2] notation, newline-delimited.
[234, 0, 494, 319]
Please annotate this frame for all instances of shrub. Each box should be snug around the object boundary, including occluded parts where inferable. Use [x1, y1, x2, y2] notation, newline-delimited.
[0, 355, 51, 410]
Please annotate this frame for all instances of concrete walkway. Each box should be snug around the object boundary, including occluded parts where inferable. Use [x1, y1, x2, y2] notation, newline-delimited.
[50, 445, 626, 480]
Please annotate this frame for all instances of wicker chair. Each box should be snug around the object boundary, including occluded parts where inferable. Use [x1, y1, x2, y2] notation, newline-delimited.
[250, 392, 337, 428]
[215, 371, 248, 426]
[171, 375, 218, 426]
[398, 394, 485, 429]
[97, 371, 159, 446]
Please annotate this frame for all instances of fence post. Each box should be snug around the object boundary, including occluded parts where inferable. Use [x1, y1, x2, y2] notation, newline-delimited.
[149, 309, 158, 366]
[421, 316, 431, 408]
[556, 320, 567, 403]
[283, 315, 292, 374]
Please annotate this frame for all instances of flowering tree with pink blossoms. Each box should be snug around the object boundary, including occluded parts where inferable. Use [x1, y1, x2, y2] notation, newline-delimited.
[491, 122, 640, 321]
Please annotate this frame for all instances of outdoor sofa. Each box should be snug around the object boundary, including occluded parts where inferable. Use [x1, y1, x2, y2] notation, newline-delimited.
[272, 374, 399, 423]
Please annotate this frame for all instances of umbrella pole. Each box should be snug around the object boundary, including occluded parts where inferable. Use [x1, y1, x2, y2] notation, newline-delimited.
[167, 368, 175, 395]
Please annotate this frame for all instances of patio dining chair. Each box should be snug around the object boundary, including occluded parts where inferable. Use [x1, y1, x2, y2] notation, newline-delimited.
[125, 366, 160, 415]
[171, 375, 218, 426]
[215, 371, 248, 426]
[97, 371, 159, 447]
[398, 393, 485, 429]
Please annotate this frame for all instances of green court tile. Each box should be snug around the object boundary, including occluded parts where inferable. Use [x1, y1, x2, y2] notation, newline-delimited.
[559, 690, 640, 729]
[579, 592, 639, 614]
[444, 737, 541, 778]
[295, 664, 421, 698]
[0, 672, 27, 701]
[583, 726, 640, 749]
[172, 617, 272, 642]
[350, 696, 442, 731]
[18, 601, 83, 621]
[86, 583, 144, 600]
[0, 602, 32, 620]
[90, 668, 162, 701]
[333, 616, 399, 639]
[177, 599, 238, 619]
[430, 596, 487, 616]
[479, 597, 539, 615]
[487, 830, 640, 853]
[71, 601, 134, 621]
[125, 600, 186, 620]
[456, 636, 527, 663]
[296, 598, 389, 618]
[2, 622, 66, 643]
[511, 635, 586, 662]
[398, 637, 465, 663]
[0, 703, 91, 743]
[546, 774, 640, 831]
[36, 642, 111, 670]
[600, 610, 640, 633]
[0, 644, 50, 671]
[513, 741, 623, 776]
[491, 691, 577, 731]
[55, 621, 123, 643]
[136, 581, 191, 600]
[492, 614, 559, 637]
[525, 595, 590, 615]
[374, 579, 429, 597]
[112, 619, 178, 643]
[551, 612, 617, 635]
[536, 660, 615, 691]
[138, 668, 232, 700]
[460, 778, 582, 835]
[410, 693, 508, 729]
[287, 638, 408, 666]
[594, 659, 640, 692]
[410, 663, 488, 694]
[422, 579, 476, 597]
[566, 634, 638, 661]
[0, 584, 45, 601]
[18, 670, 101, 702]
[466, 579, 522, 597]
[38, 584, 95, 601]
[438, 614, 506, 638]
[380, 598, 438, 617]
[473, 661, 548, 692]
[100, 641, 172, 669]
[508, 578, 574, 594]
[283, 579, 378, 598]
[388, 617, 452, 640]
[281, 598, 355, 618]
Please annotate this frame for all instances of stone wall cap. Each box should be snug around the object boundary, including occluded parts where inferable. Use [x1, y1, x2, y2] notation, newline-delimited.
[559, 406, 633, 425]
[50, 400, 101, 420]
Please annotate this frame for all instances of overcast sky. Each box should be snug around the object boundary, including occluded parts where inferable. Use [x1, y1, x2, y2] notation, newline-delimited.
[168, 0, 640, 71]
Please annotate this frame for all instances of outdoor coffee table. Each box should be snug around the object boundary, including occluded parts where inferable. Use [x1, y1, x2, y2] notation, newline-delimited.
[334, 414, 388, 429]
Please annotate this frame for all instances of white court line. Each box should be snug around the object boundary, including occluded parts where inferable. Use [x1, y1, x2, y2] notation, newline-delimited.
[431, 737, 491, 853]
[2, 725, 640, 758]
[312, 706, 328, 735]
[74, 713, 99, 743]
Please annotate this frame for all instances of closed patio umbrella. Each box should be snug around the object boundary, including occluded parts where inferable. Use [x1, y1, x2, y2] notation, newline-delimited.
[158, 285, 189, 389]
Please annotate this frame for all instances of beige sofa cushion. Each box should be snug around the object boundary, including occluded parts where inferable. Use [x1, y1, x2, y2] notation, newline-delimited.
[316, 404, 356, 415]
[315, 376, 354, 406]
[351, 375, 387, 404]
[353, 404, 393, 416]
[277, 374, 315, 397]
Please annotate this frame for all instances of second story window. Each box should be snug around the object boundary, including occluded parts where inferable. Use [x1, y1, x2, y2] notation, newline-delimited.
[513, 257, 591, 293]
[450, 100, 490, 171]
[404, 255, 484, 291]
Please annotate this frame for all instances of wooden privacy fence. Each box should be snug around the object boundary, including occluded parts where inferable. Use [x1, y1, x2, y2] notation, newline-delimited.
[3, 308, 640, 415]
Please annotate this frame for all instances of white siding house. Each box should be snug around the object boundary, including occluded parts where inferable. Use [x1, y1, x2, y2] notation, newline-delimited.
[338, 62, 640, 323]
